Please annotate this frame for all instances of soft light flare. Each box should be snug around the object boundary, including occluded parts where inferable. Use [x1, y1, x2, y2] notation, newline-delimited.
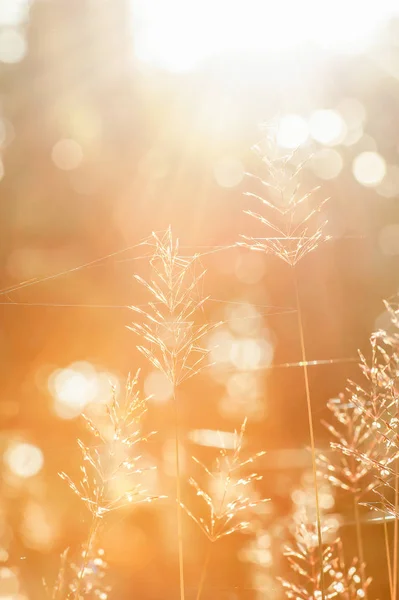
[4, 442, 44, 478]
[132, 0, 399, 72]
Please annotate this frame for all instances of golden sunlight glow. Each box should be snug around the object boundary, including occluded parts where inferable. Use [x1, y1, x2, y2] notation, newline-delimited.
[309, 110, 346, 146]
[377, 165, 399, 198]
[213, 156, 244, 188]
[51, 138, 83, 171]
[353, 151, 387, 187]
[144, 370, 173, 402]
[132, 0, 399, 72]
[188, 429, 236, 449]
[0, 29, 26, 63]
[0, 1, 30, 27]
[234, 252, 266, 285]
[276, 115, 309, 149]
[48, 362, 100, 419]
[0, 567, 19, 598]
[310, 148, 344, 180]
[4, 442, 44, 478]
[378, 224, 399, 256]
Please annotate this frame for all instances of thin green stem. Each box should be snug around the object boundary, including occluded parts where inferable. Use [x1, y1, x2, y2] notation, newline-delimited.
[173, 388, 185, 600]
[293, 269, 325, 600]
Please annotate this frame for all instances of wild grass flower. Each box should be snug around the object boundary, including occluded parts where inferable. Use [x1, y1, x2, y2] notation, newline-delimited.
[128, 227, 221, 600]
[317, 393, 383, 597]
[45, 547, 110, 600]
[280, 520, 371, 600]
[183, 419, 267, 542]
[317, 394, 381, 497]
[240, 130, 330, 598]
[44, 548, 69, 600]
[327, 304, 399, 600]
[182, 419, 268, 599]
[128, 227, 221, 386]
[59, 372, 159, 600]
[239, 141, 331, 267]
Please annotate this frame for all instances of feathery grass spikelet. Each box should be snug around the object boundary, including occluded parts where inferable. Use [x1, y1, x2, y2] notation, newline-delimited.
[280, 519, 371, 599]
[128, 227, 221, 386]
[182, 419, 268, 542]
[317, 393, 381, 496]
[59, 371, 160, 517]
[239, 137, 330, 266]
[59, 372, 161, 600]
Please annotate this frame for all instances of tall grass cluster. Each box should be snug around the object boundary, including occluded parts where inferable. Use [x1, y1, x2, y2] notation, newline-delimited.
[12, 132, 399, 599]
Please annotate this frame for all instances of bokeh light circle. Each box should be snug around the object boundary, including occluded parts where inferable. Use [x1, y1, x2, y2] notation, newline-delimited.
[310, 148, 343, 180]
[51, 139, 83, 171]
[0, 29, 26, 63]
[277, 115, 309, 149]
[309, 109, 346, 146]
[352, 151, 386, 187]
[4, 442, 44, 478]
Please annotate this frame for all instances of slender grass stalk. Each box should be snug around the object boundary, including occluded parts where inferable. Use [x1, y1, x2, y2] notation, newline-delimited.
[181, 419, 267, 600]
[129, 229, 221, 600]
[59, 374, 159, 599]
[383, 514, 394, 600]
[393, 464, 398, 600]
[195, 545, 212, 600]
[293, 271, 325, 600]
[353, 495, 367, 598]
[173, 388, 185, 600]
[72, 518, 101, 600]
[280, 520, 369, 598]
[195, 462, 232, 600]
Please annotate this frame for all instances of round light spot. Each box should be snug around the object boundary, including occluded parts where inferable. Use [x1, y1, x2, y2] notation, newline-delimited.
[309, 109, 346, 146]
[226, 372, 259, 399]
[230, 338, 264, 370]
[338, 98, 366, 146]
[310, 148, 343, 180]
[0, 29, 26, 63]
[379, 224, 399, 256]
[0, 1, 30, 26]
[342, 125, 364, 147]
[352, 151, 386, 187]
[213, 157, 244, 188]
[144, 371, 173, 402]
[337, 98, 367, 129]
[208, 329, 235, 364]
[277, 115, 309, 149]
[225, 302, 263, 336]
[377, 165, 399, 198]
[48, 362, 99, 419]
[51, 138, 83, 170]
[4, 443, 44, 478]
[0, 566, 19, 596]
